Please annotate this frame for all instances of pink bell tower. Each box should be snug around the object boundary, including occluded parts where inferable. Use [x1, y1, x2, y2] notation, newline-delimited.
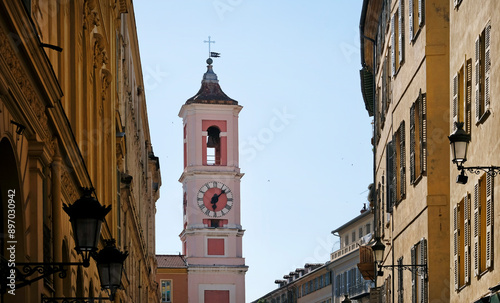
[178, 58, 247, 303]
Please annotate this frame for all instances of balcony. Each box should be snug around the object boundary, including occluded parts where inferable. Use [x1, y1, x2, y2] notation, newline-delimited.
[331, 242, 359, 261]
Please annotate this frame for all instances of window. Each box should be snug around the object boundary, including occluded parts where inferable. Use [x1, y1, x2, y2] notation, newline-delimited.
[366, 223, 371, 235]
[391, 122, 406, 204]
[206, 126, 221, 165]
[452, 59, 472, 133]
[410, 90, 427, 184]
[345, 235, 349, 247]
[474, 173, 493, 275]
[391, 0, 405, 76]
[161, 280, 172, 302]
[475, 21, 492, 123]
[411, 239, 428, 303]
[454, 193, 471, 290]
[409, 0, 424, 41]
[359, 227, 363, 239]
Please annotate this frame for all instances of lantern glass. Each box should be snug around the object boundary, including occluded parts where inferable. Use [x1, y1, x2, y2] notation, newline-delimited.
[451, 140, 468, 164]
[372, 239, 386, 264]
[73, 218, 102, 252]
[98, 261, 123, 290]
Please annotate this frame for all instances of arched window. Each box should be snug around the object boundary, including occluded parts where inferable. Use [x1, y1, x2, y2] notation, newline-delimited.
[206, 126, 221, 165]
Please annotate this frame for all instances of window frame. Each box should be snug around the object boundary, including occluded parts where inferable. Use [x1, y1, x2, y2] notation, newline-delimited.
[160, 279, 172, 303]
[475, 21, 492, 124]
[410, 90, 427, 185]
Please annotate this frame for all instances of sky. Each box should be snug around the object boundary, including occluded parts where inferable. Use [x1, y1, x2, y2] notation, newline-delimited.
[134, 1, 373, 301]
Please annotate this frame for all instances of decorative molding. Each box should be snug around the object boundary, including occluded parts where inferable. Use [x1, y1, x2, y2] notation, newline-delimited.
[83, 0, 100, 30]
[61, 170, 79, 203]
[0, 28, 49, 138]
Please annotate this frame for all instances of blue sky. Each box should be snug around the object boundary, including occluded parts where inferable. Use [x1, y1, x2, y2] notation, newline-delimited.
[134, 1, 373, 300]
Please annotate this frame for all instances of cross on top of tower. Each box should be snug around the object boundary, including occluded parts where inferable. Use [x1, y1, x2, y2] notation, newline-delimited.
[204, 36, 215, 56]
[204, 36, 220, 60]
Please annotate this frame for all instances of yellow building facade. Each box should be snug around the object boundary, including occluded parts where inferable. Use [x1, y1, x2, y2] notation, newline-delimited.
[360, 0, 450, 302]
[0, 0, 160, 302]
[449, 1, 500, 302]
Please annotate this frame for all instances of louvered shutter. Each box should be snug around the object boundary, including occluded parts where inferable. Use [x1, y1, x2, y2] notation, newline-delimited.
[418, 0, 424, 26]
[453, 73, 459, 130]
[387, 141, 394, 213]
[475, 37, 481, 122]
[382, 60, 387, 118]
[410, 104, 416, 183]
[400, 121, 406, 199]
[466, 59, 472, 134]
[484, 23, 491, 111]
[420, 239, 428, 303]
[486, 173, 493, 268]
[398, 257, 404, 303]
[399, 0, 405, 65]
[464, 193, 471, 284]
[453, 205, 459, 289]
[419, 92, 427, 175]
[411, 246, 417, 302]
[391, 15, 396, 76]
[409, 0, 414, 41]
[393, 135, 398, 205]
[453, 0, 457, 8]
[474, 183, 480, 276]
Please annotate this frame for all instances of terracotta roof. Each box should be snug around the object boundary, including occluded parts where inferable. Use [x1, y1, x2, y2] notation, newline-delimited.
[185, 59, 238, 105]
[156, 254, 187, 268]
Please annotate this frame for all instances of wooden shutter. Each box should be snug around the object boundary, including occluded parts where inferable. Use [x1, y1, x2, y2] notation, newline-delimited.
[411, 246, 417, 302]
[398, 257, 404, 303]
[409, 0, 414, 41]
[399, 0, 405, 65]
[391, 15, 396, 76]
[420, 239, 428, 303]
[393, 135, 398, 204]
[484, 22, 491, 110]
[418, 0, 424, 26]
[475, 37, 481, 122]
[410, 104, 416, 183]
[466, 59, 472, 134]
[486, 173, 493, 268]
[419, 92, 427, 175]
[399, 121, 406, 199]
[382, 60, 387, 120]
[474, 183, 480, 276]
[453, 205, 459, 289]
[453, 73, 459, 130]
[387, 141, 394, 213]
[464, 193, 471, 284]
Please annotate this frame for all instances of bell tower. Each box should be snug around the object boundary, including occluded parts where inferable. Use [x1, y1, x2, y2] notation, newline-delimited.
[178, 58, 247, 303]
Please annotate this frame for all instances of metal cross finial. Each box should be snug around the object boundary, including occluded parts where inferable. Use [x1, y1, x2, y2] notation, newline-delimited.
[204, 36, 215, 57]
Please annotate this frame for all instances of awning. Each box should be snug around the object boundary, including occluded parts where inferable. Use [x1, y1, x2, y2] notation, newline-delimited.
[360, 67, 374, 117]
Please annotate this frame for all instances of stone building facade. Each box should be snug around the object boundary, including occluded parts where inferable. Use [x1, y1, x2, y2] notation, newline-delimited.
[0, 0, 160, 302]
[359, 0, 450, 302]
[360, 0, 500, 302]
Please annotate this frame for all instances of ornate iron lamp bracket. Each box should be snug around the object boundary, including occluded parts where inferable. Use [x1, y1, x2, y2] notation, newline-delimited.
[379, 264, 428, 278]
[459, 165, 500, 177]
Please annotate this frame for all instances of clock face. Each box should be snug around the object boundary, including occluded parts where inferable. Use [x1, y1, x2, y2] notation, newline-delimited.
[197, 181, 233, 218]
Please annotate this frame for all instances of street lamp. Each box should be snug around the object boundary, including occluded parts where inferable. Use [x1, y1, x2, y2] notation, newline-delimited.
[448, 122, 500, 184]
[372, 238, 385, 265]
[63, 188, 111, 266]
[372, 238, 427, 277]
[94, 239, 129, 300]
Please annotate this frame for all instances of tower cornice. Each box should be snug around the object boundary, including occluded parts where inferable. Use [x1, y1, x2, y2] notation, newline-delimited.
[178, 169, 244, 183]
